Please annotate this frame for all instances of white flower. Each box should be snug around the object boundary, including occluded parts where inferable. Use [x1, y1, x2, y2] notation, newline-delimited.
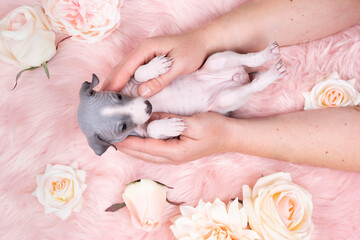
[43, 0, 122, 43]
[0, 6, 56, 68]
[33, 163, 86, 220]
[303, 72, 360, 110]
[243, 172, 313, 240]
[122, 179, 168, 232]
[170, 198, 262, 240]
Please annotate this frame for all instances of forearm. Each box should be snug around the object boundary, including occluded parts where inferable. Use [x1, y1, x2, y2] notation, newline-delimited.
[194, 0, 360, 54]
[228, 107, 360, 172]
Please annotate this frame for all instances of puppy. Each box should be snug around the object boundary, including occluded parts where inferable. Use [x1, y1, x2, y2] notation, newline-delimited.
[77, 42, 286, 155]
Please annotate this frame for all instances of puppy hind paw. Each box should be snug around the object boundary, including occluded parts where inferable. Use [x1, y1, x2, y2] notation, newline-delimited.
[274, 58, 287, 78]
[265, 41, 280, 60]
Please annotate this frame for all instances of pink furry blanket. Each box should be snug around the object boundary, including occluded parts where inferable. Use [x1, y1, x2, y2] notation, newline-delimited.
[1, 0, 360, 239]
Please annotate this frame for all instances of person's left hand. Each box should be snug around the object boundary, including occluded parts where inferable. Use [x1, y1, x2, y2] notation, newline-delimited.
[115, 112, 238, 164]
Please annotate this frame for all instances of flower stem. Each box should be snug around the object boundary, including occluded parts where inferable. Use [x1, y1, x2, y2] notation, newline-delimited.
[42, 62, 50, 79]
[11, 66, 38, 90]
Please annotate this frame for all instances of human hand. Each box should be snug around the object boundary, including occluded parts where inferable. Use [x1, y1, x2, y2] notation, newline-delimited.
[101, 29, 210, 97]
[115, 112, 238, 164]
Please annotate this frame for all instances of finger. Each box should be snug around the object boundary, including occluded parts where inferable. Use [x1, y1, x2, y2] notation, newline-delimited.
[115, 135, 182, 159]
[117, 147, 171, 164]
[103, 53, 148, 92]
[104, 46, 166, 92]
[138, 61, 183, 97]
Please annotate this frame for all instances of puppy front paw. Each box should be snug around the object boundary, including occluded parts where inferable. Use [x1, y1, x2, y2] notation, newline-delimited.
[134, 55, 172, 83]
[147, 118, 185, 139]
[151, 55, 172, 75]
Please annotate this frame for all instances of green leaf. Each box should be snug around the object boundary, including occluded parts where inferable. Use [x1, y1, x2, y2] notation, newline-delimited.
[56, 35, 72, 50]
[125, 179, 141, 186]
[166, 198, 185, 206]
[105, 202, 126, 212]
[155, 180, 173, 189]
[12, 66, 38, 90]
[41, 62, 50, 79]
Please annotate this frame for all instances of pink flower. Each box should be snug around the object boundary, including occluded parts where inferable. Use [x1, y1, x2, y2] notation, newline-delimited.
[43, 0, 122, 43]
[122, 179, 167, 232]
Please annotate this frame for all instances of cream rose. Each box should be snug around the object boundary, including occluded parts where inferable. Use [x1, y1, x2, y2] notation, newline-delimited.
[0, 6, 56, 68]
[43, 0, 122, 43]
[122, 179, 168, 232]
[303, 72, 360, 110]
[170, 198, 262, 240]
[33, 163, 87, 220]
[243, 172, 313, 240]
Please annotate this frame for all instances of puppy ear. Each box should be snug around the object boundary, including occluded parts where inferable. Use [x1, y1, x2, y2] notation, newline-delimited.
[80, 74, 100, 96]
[91, 74, 100, 89]
[87, 134, 117, 156]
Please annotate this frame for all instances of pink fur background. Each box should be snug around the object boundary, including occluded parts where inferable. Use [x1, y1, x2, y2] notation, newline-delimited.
[1, 0, 360, 239]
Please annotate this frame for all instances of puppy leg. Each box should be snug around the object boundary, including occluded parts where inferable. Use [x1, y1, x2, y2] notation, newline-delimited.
[200, 41, 280, 73]
[134, 55, 172, 83]
[147, 118, 185, 139]
[208, 59, 286, 114]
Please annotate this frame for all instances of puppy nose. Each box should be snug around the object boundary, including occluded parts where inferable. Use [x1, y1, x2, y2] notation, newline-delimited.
[145, 100, 152, 114]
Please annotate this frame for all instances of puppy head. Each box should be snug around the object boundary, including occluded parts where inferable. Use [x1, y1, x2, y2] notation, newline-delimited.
[77, 74, 152, 156]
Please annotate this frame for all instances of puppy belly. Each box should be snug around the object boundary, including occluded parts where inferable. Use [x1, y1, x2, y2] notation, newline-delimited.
[148, 79, 240, 116]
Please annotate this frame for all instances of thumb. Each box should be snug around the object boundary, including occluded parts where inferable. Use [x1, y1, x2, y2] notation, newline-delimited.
[138, 66, 181, 98]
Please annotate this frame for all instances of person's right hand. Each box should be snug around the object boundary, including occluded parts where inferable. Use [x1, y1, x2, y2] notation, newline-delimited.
[101, 29, 210, 97]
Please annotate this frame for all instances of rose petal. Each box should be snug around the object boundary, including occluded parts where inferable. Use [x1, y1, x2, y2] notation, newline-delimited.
[8, 29, 56, 67]
[122, 179, 167, 231]
[0, 38, 18, 65]
[54, 209, 72, 220]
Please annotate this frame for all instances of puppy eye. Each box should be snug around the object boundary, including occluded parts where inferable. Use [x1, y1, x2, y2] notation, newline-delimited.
[122, 124, 127, 131]
[116, 94, 122, 100]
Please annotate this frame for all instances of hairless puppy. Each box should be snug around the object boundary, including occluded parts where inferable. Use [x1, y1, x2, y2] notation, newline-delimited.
[77, 42, 286, 155]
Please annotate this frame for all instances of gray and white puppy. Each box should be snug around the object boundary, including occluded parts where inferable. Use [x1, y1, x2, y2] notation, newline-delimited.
[77, 42, 286, 156]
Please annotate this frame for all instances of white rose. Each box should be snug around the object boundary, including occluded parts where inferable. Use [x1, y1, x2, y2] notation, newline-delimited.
[43, 0, 122, 43]
[0, 6, 56, 68]
[243, 172, 313, 240]
[170, 198, 262, 240]
[303, 72, 360, 110]
[33, 163, 87, 220]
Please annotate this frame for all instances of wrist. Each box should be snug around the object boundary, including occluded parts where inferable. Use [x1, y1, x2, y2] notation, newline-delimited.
[189, 26, 218, 57]
[222, 117, 247, 153]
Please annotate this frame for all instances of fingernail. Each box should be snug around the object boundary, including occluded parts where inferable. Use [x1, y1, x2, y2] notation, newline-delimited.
[140, 86, 151, 97]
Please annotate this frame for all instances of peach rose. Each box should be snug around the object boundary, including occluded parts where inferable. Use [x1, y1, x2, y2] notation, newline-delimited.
[33, 163, 87, 219]
[243, 172, 313, 240]
[122, 179, 168, 232]
[303, 72, 360, 110]
[43, 0, 122, 43]
[0, 6, 56, 68]
[170, 198, 262, 240]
